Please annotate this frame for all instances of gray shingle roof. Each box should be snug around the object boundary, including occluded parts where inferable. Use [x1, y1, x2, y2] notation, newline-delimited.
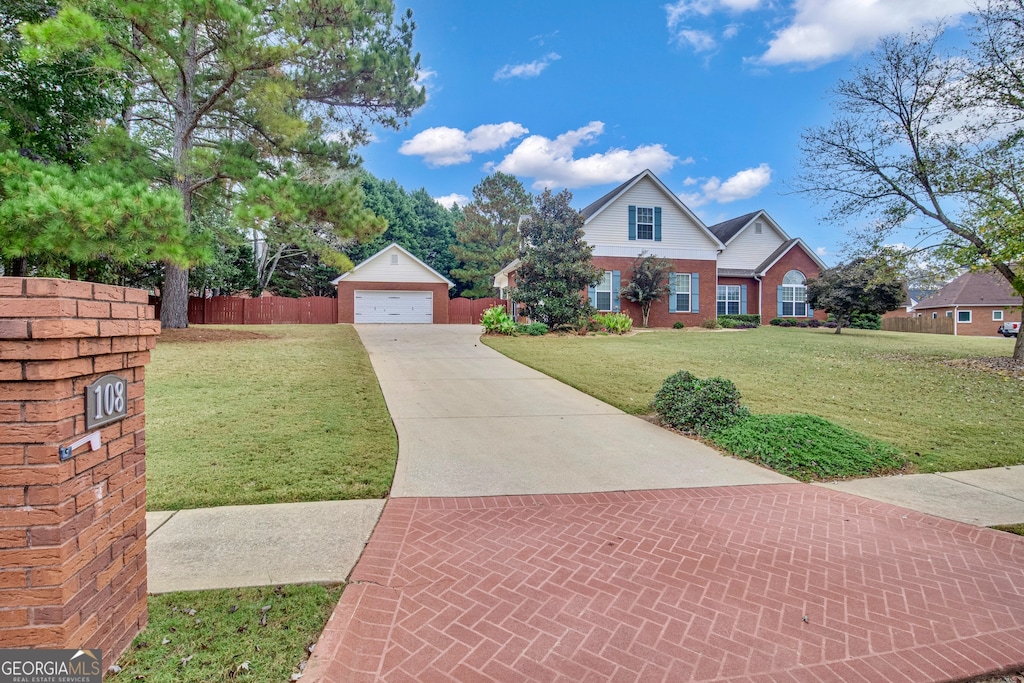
[718, 268, 756, 278]
[707, 212, 760, 244]
[580, 171, 645, 220]
[913, 270, 1020, 309]
[754, 239, 800, 274]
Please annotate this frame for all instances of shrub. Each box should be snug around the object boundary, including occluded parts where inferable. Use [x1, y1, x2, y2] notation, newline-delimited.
[798, 321, 809, 328]
[516, 322, 548, 336]
[709, 414, 904, 481]
[594, 312, 633, 334]
[718, 314, 760, 327]
[652, 371, 749, 437]
[769, 317, 784, 326]
[719, 318, 738, 329]
[672, 321, 685, 329]
[849, 312, 882, 330]
[481, 306, 517, 335]
[700, 318, 720, 329]
[807, 319, 822, 328]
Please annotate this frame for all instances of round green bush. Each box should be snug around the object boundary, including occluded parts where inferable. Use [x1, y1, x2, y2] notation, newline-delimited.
[652, 371, 749, 437]
[672, 321, 685, 329]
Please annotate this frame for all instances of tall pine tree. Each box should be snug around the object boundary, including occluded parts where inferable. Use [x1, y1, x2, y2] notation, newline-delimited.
[22, 0, 425, 326]
[450, 172, 531, 298]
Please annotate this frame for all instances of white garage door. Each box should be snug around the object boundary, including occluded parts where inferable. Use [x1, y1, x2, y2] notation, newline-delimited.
[354, 290, 433, 323]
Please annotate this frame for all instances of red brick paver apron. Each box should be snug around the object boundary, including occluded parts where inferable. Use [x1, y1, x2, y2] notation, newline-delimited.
[306, 484, 1024, 682]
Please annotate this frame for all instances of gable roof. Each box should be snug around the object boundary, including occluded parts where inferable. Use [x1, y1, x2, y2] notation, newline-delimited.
[708, 210, 790, 246]
[330, 242, 455, 287]
[579, 169, 726, 249]
[913, 270, 1019, 309]
[754, 238, 827, 275]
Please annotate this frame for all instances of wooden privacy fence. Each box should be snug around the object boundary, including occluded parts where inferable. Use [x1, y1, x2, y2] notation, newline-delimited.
[448, 297, 508, 324]
[185, 295, 338, 325]
[882, 316, 954, 335]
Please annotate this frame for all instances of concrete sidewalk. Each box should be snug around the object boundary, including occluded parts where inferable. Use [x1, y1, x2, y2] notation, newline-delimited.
[818, 465, 1024, 527]
[145, 499, 383, 593]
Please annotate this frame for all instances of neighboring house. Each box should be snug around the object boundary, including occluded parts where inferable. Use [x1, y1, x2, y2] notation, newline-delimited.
[912, 270, 1021, 336]
[332, 243, 454, 324]
[495, 169, 826, 327]
[882, 288, 938, 320]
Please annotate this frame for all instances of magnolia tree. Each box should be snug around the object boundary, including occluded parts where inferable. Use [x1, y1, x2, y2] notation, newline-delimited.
[511, 189, 600, 329]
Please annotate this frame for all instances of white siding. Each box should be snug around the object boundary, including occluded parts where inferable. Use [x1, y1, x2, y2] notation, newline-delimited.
[583, 177, 720, 252]
[344, 246, 447, 283]
[717, 221, 787, 270]
[592, 245, 719, 261]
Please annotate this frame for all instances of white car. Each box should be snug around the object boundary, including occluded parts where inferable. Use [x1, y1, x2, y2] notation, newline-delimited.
[998, 321, 1020, 337]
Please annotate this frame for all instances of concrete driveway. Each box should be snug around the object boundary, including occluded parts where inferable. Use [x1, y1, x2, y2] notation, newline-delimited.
[356, 324, 792, 497]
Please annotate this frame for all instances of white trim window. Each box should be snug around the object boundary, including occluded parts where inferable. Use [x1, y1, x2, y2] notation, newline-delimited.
[595, 271, 613, 311]
[994, 310, 1004, 321]
[957, 310, 972, 323]
[781, 270, 807, 317]
[674, 273, 691, 312]
[717, 285, 740, 315]
[636, 207, 654, 240]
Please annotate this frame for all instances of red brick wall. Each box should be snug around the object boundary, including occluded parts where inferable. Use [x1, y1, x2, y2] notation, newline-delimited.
[336, 281, 450, 324]
[716, 277, 760, 316]
[593, 256, 717, 328]
[760, 247, 826, 322]
[0, 277, 157, 665]
[914, 306, 1022, 336]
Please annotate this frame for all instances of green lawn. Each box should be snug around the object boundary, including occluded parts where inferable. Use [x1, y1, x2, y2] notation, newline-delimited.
[147, 325, 396, 510]
[483, 327, 1024, 474]
[113, 584, 341, 682]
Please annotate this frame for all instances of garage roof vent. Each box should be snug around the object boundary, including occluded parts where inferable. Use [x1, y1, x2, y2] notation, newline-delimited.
[391, 253, 399, 265]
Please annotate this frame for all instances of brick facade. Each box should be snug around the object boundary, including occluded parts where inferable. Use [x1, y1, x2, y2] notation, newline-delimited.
[758, 246, 827, 322]
[0, 277, 157, 666]
[592, 256, 718, 328]
[337, 282, 450, 324]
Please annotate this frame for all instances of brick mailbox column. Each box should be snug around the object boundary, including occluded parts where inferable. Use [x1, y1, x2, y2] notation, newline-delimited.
[0, 277, 158, 664]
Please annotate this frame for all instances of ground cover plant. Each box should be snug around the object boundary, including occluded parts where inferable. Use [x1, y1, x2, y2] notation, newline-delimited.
[148, 325, 396, 510]
[709, 414, 904, 480]
[483, 326, 1024, 473]
[112, 584, 341, 682]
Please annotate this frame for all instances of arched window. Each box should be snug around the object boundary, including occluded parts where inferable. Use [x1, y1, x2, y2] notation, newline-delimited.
[781, 270, 807, 317]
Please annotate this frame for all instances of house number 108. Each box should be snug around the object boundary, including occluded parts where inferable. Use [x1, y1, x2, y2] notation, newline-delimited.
[85, 374, 128, 430]
[93, 382, 125, 420]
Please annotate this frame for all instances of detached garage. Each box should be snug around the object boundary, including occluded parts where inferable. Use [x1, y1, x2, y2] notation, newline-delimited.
[334, 243, 454, 324]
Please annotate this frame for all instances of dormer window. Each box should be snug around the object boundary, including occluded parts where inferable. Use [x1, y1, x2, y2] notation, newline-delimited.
[636, 207, 654, 240]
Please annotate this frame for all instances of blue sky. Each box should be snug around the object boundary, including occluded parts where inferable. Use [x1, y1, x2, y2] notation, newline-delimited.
[360, 0, 975, 265]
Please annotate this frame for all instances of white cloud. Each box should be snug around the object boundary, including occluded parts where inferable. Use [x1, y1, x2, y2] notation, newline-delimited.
[759, 0, 972, 66]
[816, 246, 828, 256]
[433, 193, 470, 209]
[679, 163, 772, 206]
[666, 0, 760, 50]
[678, 29, 718, 52]
[494, 121, 680, 189]
[399, 122, 529, 166]
[494, 53, 561, 80]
